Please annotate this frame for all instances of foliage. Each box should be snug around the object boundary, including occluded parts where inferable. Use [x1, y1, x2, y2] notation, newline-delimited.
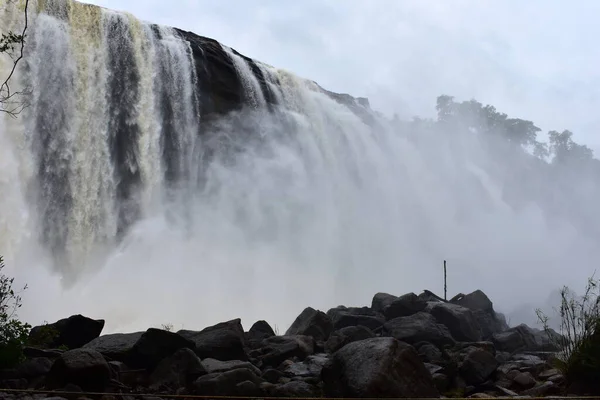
[0, 255, 31, 368]
[160, 322, 173, 332]
[536, 275, 600, 392]
[27, 322, 60, 348]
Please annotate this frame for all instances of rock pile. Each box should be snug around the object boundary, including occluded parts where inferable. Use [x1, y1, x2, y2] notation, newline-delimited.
[0, 289, 570, 399]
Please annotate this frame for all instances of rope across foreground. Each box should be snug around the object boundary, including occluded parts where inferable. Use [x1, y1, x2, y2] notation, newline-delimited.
[0, 388, 599, 400]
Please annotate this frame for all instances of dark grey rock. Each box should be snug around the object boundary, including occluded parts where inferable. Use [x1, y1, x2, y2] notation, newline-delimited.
[47, 348, 111, 391]
[427, 302, 482, 342]
[178, 319, 247, 361]
[327, 306, 385, 331]
[83, 332, 143, 362]
[129, 328, 195, 369]
[321, 337, 439, 398]
[285, 307, 333, 342]
[193, 367, 262, 396]
[383, 292, 427, 320]
[253, 335, 314, 368]
[458, 348, 498, 386]
[271, 380, 320, 397]
[324, 325, 375, 353]
[371, 292, 398, 314]
[383, 312, 455, 348]
[29, 315, 105, 350]
[149, 348, 206, 390]
[201, 358, 261, 376]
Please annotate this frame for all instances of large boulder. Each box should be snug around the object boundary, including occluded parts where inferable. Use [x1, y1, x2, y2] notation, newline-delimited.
[83, 332, 143, 362]
[321, 337, 439, 398]
[148, 348, 206, 391]
[451, 290, 508, 338]
[327, 306, 385, 331]
[285, 307, 333, 342]
[14, 357, 53, 379]
[46, 348, 110, 391]
[458, 347, 499, 386]
[193, 367, 263, 396]
[383, 292, 427, 321]
[29, 315, 105, 349]
[246, 320, 275, 349]
[451, 290, 494, 313]
[371, 292, 398, 314]
[492, 324, 560, 353]
[252, 335, 314, 368]
[179, 319, 248, 361]
[383, 312, 455, 348]
[129, 328, 196, 369]
[325, 326, 375, 353]
[427, 302, 482, 342]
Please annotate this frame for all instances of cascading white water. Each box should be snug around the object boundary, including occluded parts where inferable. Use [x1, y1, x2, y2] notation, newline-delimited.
[1, 0, 599, 333]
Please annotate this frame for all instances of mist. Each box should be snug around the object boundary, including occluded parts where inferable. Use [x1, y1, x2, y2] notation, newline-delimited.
[1, 0, 599, 335]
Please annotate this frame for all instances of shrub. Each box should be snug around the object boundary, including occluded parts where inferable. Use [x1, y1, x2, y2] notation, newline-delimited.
[536, 275, 600, 393]
[0, 255, 31, 368]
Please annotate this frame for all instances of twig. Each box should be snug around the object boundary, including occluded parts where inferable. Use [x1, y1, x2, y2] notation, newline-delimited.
[0, 0, 30, 118]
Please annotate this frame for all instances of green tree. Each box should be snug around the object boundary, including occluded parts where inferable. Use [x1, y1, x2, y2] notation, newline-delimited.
[0, 255, 31, 368]
[0, 0, 30, 117]
[549, 129, 594, 166]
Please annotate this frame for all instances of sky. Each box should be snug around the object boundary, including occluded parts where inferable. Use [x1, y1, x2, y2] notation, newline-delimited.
[83, 0, 600, 154]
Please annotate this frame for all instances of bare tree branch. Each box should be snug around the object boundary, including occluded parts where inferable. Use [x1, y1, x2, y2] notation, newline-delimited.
[0, 0, 30, 118]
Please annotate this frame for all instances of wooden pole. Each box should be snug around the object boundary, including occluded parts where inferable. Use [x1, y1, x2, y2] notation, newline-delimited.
[443, 260, 447, 301]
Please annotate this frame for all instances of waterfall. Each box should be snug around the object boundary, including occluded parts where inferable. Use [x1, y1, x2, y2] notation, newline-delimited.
[1, 0, 599, 333]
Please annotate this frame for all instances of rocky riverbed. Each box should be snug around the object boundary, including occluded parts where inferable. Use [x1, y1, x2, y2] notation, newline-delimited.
[0, 289, 576, 399]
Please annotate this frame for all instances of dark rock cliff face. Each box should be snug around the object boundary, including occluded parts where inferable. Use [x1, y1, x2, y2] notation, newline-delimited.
[174, 28, 372, 124]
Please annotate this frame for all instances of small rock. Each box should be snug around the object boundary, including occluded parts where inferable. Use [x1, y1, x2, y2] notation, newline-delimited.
[513, 371, 536, 388]
[283, 354, 328, 378]
[417, 342, 444, 363]
[271, 381, 320, 397]
[521, 380, 556, 396]
[202, 358, 261, 376]
[262, 369, 284, 384]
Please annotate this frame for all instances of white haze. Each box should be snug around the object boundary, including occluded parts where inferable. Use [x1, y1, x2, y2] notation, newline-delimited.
[0, 0, 597, 334]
